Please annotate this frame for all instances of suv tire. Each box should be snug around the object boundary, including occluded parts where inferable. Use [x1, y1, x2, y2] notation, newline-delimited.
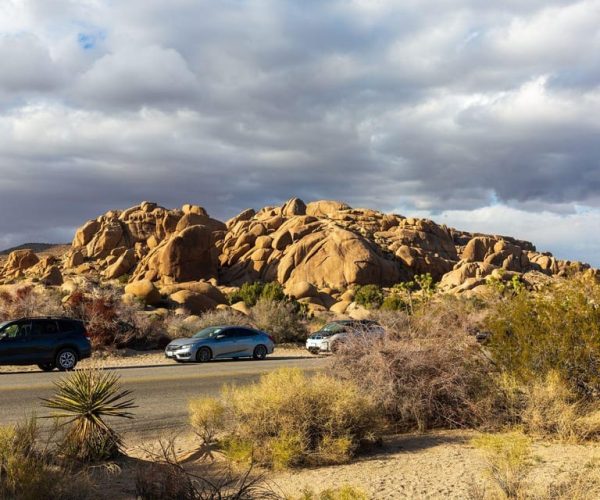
[55, 349, 78, 371]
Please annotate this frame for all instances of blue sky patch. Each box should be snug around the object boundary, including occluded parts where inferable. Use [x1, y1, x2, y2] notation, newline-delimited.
[77, 30, 105, 50]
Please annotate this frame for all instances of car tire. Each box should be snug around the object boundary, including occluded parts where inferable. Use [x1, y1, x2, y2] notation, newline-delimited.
[196, 347, 212, 363]
[55, 349, 78, 371]
[253, 344, 268, 360]
[38, 363, 55, 372]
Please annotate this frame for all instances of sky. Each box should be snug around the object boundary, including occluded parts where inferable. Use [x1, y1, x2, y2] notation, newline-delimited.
[0, 0, 599, 266]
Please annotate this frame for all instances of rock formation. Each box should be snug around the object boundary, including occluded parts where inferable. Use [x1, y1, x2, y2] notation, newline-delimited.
[0, 198, 597, 313]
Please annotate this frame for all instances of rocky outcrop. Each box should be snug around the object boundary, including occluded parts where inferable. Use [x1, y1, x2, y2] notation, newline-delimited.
[2, 197, 596, 302]
[1, 249, 39, 280]
[68, 202, 223, 284]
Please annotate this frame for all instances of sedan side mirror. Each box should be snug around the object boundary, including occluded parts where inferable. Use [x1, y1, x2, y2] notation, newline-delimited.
[216, 334, 226, 340]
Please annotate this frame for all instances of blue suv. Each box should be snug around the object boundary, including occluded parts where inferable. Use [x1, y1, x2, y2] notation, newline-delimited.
[0, 317, 92, 371]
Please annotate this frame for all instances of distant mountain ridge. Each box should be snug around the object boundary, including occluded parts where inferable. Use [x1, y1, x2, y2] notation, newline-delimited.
[0, 243, 69, 256]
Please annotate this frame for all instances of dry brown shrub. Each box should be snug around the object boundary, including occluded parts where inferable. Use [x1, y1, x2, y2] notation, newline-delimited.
[333, 297, 498, 431]
[0, 285, 63, 321]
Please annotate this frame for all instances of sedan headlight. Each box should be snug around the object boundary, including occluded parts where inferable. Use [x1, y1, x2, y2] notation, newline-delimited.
[175, 345, 191, 352]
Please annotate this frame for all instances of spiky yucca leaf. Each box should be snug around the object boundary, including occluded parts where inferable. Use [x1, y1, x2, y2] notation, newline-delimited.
[42, 369, 136, 462]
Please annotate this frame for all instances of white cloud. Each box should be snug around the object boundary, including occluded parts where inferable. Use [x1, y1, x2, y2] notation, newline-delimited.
[0, 0, 598, 267]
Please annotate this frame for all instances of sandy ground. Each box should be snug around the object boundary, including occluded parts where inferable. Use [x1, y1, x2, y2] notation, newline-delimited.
[0, 346, 316, 373]
[95, 430, 600, 499]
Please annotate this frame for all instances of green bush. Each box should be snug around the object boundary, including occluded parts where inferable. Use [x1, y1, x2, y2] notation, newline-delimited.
[189, 368, 380, 470]
[380, 294, 407, 311]
[354, 285, 384, 309]
[486, 276, 600, 396]
[228, 281, 285, 307]
[261, 281, 285, 302]
[251, 298, 307, 343]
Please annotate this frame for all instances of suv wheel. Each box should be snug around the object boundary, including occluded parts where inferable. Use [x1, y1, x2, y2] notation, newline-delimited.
[253, 345, 267, 360]
[37, 363, 55, 372]
[56, 349, 78, 371]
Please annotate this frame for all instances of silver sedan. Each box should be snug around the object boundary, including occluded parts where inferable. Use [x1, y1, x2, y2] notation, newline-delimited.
[165, 325, 275, 363]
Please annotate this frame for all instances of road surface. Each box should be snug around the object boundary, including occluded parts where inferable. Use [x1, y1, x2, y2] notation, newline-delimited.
[0, 355, 328, 441]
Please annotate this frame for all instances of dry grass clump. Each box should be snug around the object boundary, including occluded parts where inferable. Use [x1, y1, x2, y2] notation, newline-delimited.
[333, 299, 496, 431]
[189, 368, 380, 470]
[471, 432, 600, 499]
[497, 372, 600, 442]
[471, 431, 533, 499]
[294, 485, 368, 500]
[0, 418, 96, 500]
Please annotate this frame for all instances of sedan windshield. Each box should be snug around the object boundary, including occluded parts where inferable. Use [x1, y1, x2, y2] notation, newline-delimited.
[192, 327, 223, 339]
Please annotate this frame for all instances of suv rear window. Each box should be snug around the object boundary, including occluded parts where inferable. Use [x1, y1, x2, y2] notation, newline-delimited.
[58, 320, 85, 335]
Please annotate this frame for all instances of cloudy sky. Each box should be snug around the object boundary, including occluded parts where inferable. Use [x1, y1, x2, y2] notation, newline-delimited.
[0, 0, 599, 265]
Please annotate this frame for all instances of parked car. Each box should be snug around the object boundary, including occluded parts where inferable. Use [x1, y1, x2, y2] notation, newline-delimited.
[165, 325, 275, 362]
[306, 320, 385, 354]
[0, 317, 92, 371]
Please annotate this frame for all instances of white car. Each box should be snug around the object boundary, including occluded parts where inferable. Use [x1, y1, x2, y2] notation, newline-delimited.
[306, 320, 384, 354]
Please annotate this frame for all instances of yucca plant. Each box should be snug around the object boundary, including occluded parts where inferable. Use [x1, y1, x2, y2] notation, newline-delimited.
[42, 369, 136, 462]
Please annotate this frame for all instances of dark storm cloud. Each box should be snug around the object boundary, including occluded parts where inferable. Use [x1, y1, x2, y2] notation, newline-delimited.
[0, 0, 599, 265]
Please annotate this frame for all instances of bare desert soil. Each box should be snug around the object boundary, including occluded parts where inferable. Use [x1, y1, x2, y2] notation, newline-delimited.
[99, 430, 600, 499]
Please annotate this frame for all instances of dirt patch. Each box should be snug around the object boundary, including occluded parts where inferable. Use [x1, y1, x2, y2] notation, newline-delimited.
[92, 431, 600, 499]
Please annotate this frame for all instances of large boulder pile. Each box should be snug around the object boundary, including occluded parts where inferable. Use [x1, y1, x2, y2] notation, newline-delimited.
[0, 197, 596, 312]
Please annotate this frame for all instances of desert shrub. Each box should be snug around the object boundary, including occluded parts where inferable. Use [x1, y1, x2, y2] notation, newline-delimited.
[333, 301, 497, 431]
[189, 398, 225, 446]
[195, 308, 250, 330]
[251, 298, 307, 343]
[486, 276, 600, 396]
[472, 431, 533, 499]
[296, 485, 368, 500]
[496, 371, 600, 442]
[261, 281, 285, 302]
[189, 368, 380, 470]
[354, 285, 384, 309]
[229, 281, 286, 306]
[380, 293, 407, 311]
[0, 285, 63, 321]
[42, 369, 136, 462]
[0, 418, 96, 500]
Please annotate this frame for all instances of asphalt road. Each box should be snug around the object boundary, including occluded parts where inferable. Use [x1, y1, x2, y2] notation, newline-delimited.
[0, 355, 328, 441]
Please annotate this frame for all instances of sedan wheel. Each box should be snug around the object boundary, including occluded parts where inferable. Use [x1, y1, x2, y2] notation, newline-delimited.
[253, 344, 268, 360]
[196, 347, 212, 363]
[55, 349, 77, 371]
